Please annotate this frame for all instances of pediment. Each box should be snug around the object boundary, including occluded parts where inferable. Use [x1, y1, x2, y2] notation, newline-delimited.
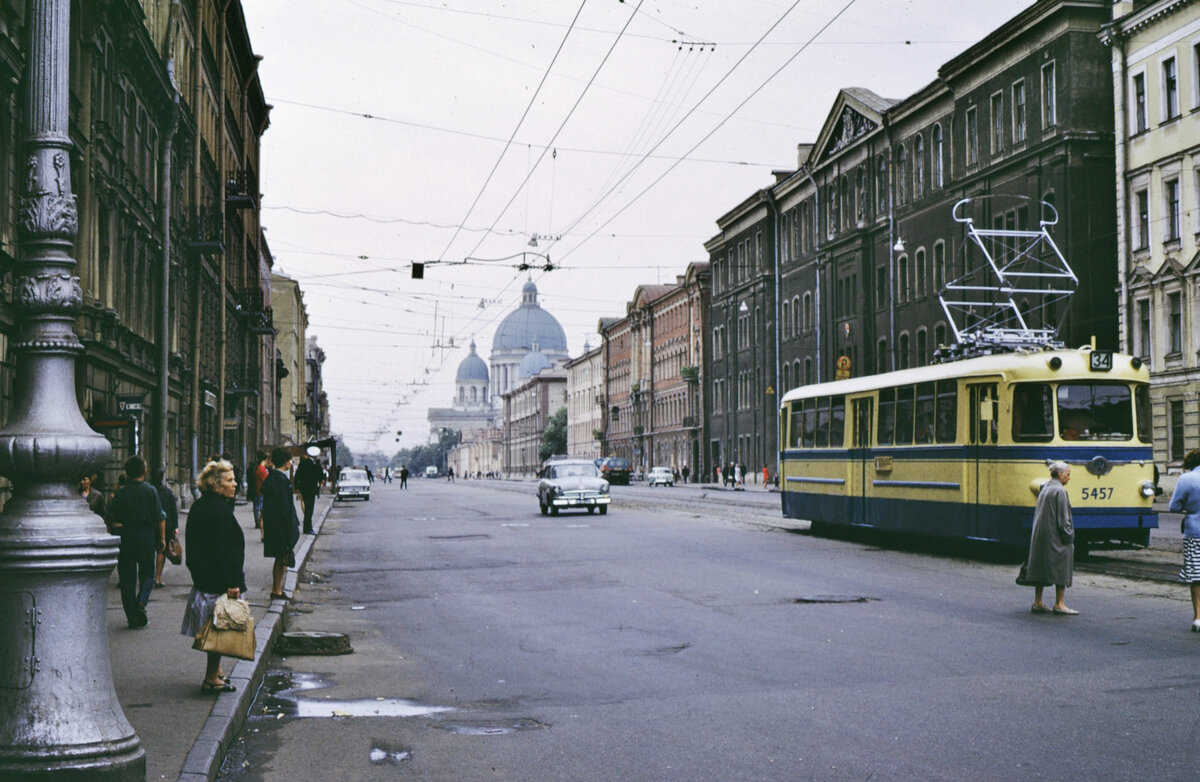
[811, 88, 893, 166]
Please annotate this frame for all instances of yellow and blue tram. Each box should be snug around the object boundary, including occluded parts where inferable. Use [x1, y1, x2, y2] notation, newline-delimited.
[778, 347, 1158, 547]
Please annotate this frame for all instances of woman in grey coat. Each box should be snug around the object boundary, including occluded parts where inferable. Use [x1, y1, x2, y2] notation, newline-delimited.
[1022, 461, 1077, 615]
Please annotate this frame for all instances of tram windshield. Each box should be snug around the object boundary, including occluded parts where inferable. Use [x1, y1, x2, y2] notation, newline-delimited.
[1012, 381, 1150, 443]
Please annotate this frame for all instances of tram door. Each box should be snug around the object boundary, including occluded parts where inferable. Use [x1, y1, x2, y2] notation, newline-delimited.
[850, 397, 873, 525]
[967, 383, 999, 540]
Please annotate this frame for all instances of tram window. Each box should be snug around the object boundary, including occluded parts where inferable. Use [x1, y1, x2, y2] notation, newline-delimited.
[815, 398, 830, 448]
[915, 383, 935, 443]
[1136, 385, 1151, 443]
[878, 388, 896, 445]
[935, 380, 957, 443]
[789, 402, 804, 448]
[1012, 383, 1053, 442]
[830, 396, 846, 446]
[1057, 383, 1133, 441]
[802, 399, 816, 448]
[895, 386, 915, 445]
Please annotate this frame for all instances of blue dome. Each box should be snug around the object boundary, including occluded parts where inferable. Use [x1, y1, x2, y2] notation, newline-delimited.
[518, 349, 552, 378]
[492, 281, 567, 354]
[455, 341, 489, 382]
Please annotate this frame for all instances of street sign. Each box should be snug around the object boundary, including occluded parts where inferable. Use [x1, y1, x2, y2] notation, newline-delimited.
[117, 394, 145, 416]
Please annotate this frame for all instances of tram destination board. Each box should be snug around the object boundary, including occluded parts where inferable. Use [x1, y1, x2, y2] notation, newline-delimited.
[1089, 350, 1113, 372]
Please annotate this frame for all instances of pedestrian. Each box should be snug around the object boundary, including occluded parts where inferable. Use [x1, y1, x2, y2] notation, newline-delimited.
[106, 455, 166, 629]
[1168, 449, 1200, 632]
[251, 451, 269, 530]
[366, 465, 374, 484]
[681, 464, 689, 484]
[1019, 461, 1077, 615]
[261, 446, 300, 601]
[762, 464, 770, 489]
[294, 447, 323, 535]
[152, 468, 179, 588]
[715, 465, 721, 485]
[80, 473, 107, 518]
[180, 458, 245, 694]
[734, 463, 743, 488]
[399, 464, 409, 489]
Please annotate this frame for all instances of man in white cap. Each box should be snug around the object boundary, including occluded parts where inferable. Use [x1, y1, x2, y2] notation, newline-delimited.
[294, 446, 324, 535]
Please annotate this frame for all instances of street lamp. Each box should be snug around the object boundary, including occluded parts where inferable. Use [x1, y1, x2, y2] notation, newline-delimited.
[0, 2, 144, 779]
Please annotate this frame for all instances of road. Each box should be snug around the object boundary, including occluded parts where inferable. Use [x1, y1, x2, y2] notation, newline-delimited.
[217, 478, 1200, 782]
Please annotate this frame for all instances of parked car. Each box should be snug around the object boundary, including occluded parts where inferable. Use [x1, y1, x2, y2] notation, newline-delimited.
[537, 459, 611, 516]
[648, 466, 675, 487]
[596, 456, 631, 485]
[336, 468, 371, 502]
[424, 465, 438, 478]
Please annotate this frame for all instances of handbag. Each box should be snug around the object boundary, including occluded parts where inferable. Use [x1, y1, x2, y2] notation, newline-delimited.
[165, 535, 182, 566]
[192, 597, 255, 660]
[1015, 562, 1030, 586]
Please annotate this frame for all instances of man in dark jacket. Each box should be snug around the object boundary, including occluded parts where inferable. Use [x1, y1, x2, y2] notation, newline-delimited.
[261, 447, 301, 600]
[293, 448, 324, 535]
[107, 455, 165, 628]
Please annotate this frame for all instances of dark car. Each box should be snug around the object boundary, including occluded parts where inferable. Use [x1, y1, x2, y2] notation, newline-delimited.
[597, 457, 631, 485]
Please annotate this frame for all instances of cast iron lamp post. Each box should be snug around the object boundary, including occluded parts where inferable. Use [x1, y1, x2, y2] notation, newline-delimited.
[0, 1, 144, 778]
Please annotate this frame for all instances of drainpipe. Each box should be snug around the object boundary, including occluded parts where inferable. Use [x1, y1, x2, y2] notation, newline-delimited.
[764, 187, 781, 467]
[215, 0, 229, 455]
[155, 57, 179, 480]
[800, 164, 822, 382]
[1113, 30, 1130, 353]
[884, 117, 897, 372]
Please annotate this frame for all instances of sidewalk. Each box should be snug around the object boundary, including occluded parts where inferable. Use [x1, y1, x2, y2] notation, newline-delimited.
[106, 492, 332, 782]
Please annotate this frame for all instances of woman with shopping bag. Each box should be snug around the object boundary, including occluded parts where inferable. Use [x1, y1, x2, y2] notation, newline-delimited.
[180, 459, 248, 693]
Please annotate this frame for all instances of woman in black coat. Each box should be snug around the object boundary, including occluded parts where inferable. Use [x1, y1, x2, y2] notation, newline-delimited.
[261, 446, 300, 601]
[180, 459, 246, 693]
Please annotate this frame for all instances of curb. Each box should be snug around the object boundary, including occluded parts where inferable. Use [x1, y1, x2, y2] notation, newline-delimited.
[176, 500, 331, 782]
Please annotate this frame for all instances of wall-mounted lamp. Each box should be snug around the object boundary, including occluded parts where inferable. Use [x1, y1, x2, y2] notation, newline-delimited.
[893, 237, 906, 253]
[739, 301, 749, 313]
[528, 235, 538, 247]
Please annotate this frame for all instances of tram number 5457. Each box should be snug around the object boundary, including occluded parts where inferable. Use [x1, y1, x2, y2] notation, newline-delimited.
[1080, 487, 1113, 501]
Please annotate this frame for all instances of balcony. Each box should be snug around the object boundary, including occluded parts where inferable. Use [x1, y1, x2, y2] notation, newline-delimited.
[184, 207, 225, 254]
[682, 416, 698, 429]
[225, 170, 258, 210]
[237, 288, 274, 334]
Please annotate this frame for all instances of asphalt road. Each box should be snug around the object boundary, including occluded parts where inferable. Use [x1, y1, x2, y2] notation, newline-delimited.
[217, 479, 1200, 782]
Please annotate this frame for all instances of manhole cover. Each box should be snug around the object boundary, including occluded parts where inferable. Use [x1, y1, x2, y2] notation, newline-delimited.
[792, 595, 878, 604]
[275, 631, 353, 655]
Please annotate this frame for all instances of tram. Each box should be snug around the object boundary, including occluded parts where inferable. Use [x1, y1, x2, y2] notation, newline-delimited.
[778, 346, 1158, 548]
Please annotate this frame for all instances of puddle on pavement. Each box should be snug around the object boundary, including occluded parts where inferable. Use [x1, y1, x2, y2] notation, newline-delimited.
[432, 718, 547, 735]
[369, 739, 413, 765]
[256, 670, 453, 720]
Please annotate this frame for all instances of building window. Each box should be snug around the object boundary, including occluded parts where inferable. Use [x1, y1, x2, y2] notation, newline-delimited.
[1165, 178, 1181, 242]
[840, 175, 851, 230]
[1134, 188, 1150, 250]
[897, 255, 910, 303]
[1012, 80, 1026, 144]
[915, 248, 926, 299]
[1132, 72, 1147, 133]
[932, 123, 944, 188]
[855, 166, 866, 222]
[877, 156, 888, 213]
[876, 266, 887, 311]
[914, 134, 925, 198]
[934, 323, 947, 349]
[1164, 56, 1179, 120]
[965, 106, 978, 166]
[1194, 42, 1200, 109]
[1169, 291, 1183, 354]
[1170, 399, 1185, 461]
[1041, 62, 1056, 128]
[1137, 298, 1150, 357]
[933, 241, 946, 291]
[898, 332, 910, 370]
[896, 146, 907, 205]
[990, 91, 1004, 154]
[916, 328, 928, 367]
[802, 292, 812, 331]
[877, 339, 888, 374]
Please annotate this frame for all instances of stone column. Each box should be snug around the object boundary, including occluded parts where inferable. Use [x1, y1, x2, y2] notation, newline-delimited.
[0, 1, 145, 778]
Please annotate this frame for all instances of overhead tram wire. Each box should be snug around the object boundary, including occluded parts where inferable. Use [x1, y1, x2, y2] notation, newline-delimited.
[542, 0, 814, 262]
[435, 0, 588, 263]
[460, 0, 647, 264]
[553, 0, 862, 267]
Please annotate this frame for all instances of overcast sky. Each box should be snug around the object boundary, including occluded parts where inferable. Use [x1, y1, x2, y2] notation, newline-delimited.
[241, 0, 1035, 455]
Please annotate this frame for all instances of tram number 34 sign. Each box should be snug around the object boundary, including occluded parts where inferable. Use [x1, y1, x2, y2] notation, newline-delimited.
[1079, 487, 1113, 501]
[1089, 350, 1113, 372]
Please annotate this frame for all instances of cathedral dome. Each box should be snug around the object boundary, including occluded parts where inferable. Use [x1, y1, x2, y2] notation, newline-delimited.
[455, 340, 489, 382]
[518, 348, 552, 379]
[492, 281, 567, 354]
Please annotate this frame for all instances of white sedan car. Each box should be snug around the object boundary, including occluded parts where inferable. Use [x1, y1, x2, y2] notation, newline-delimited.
[336, 468, 371, 501]
[537, 459, 611, 516]
[647, 466, 675, 487]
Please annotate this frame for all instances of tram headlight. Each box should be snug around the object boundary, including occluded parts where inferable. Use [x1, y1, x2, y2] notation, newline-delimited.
[1140, 481, 1156, 498]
